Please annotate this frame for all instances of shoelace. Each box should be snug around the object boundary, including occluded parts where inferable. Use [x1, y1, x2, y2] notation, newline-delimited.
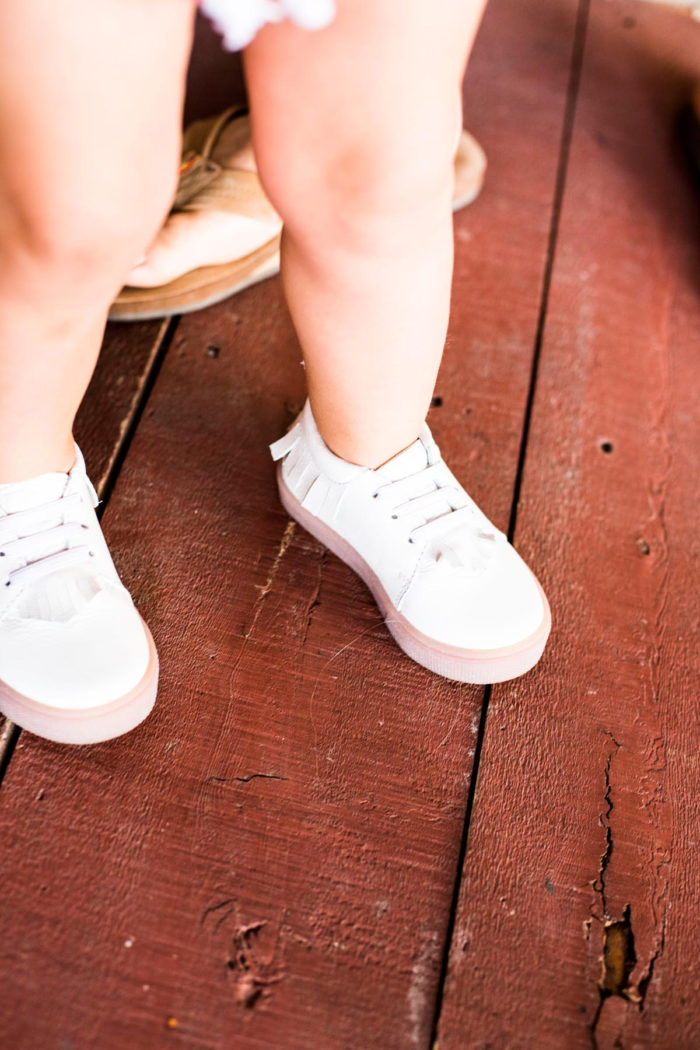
[372, 440, 501, 570]
[0, 491, 96, 590]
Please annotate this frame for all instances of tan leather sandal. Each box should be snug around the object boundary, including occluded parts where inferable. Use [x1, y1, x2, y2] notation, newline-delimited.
[109, 109, 487, 323]
[109, 106, 282, 322]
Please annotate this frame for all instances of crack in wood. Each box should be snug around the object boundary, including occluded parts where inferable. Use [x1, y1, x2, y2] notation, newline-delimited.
[590, 906, 642, 1047]
[301, 550, 325, 651]
[636, 910, 667, 1006]
[591, 733, 621, 923]
[226, 518, 296, 704]
[244, 519, 296, 639]
[601, 908, 637, 998]
[0, 720, 19, 783]
[588, 725, 670, 1045]
[209, 772, 289, 784]
[589, 735, 623, 1047]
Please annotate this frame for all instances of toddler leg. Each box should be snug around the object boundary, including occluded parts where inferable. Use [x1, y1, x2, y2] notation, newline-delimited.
[0, 0, 196, 482]
[244, 0, 487, 466]
[254, 3, 551, 684]
[0, 1, 196, 743]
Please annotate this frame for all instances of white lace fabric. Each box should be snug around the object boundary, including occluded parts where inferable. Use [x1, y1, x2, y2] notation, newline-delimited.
[0, 492, 96, 591]
[373, 439, 504, 574]
[200, 0, 336, 50]
[272, 406, 505, 578]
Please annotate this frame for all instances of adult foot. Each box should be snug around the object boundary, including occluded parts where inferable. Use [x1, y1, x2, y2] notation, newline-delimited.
[124, 111, 282, 289]
[120, 112, 486, 293]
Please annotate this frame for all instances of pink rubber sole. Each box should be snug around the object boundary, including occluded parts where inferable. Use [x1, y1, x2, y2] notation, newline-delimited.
[278, 468, 551, 685]
[0, 618, 159, 745]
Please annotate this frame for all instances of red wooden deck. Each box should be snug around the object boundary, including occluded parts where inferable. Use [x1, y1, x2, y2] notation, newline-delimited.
[1, 2, 699, 1048]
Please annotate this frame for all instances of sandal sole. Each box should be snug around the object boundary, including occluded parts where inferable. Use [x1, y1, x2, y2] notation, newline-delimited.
[107, 239, 281, 323]
[107, 129, 485, 323]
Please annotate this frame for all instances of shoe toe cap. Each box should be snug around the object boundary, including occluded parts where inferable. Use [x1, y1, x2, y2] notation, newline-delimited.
[400, 541, 548, 652]
[0, 587, 152, 710]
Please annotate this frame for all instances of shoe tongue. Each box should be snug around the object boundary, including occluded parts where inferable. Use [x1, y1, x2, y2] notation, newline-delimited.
[0, 471, 69, 516]
[376, 438, 429, 482]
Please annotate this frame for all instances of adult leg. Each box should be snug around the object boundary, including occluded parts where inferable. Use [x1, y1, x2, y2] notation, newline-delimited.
[0, 0, 196, 482]
[244, 0, 487, 467]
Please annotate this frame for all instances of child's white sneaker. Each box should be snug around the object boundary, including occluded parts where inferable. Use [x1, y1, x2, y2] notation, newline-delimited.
[0, 447, 158, 744]
[271, 402, 551, 684]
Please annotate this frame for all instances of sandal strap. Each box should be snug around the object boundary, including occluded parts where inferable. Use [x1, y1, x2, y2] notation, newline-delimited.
[182, 104, 249, 159]
[174, 152, 221, 209]
[173, 105, 279, 223]
[177, 168, 280, 222]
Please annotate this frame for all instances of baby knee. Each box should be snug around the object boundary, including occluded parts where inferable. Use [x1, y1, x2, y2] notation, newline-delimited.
[258, 103, 461, 252]
[2, 169, 176, 300]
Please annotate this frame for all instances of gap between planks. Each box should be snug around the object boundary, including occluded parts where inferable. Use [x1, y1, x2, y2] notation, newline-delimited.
[428, 0, 593, 1043]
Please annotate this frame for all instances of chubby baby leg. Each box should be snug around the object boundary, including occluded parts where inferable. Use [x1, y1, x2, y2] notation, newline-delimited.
[251, 2, 551, 685]
[0, 0, 196, 482]
[244, 0, 487, 466]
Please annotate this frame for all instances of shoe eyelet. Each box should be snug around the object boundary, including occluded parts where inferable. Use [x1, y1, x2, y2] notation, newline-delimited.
[408, 538, 415, 545]
[88, 550, 95, 558]
[4, 580, 10, 587]
[391, 515, 398, 520]
[81, 524, 89, 530]
[0, 551, 5, 557]
[372, 492, 379, 499]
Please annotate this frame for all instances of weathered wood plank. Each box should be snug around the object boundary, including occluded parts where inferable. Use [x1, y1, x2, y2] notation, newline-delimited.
[436, 2, 700, 1047]
[0, 1, 580, 1045]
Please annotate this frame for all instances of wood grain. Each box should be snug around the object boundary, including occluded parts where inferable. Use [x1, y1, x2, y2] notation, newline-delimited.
[436, 2, 700, 1047]
[0, 1, 579, 1045]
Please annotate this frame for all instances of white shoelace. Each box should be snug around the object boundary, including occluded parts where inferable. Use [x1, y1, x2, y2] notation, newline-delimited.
[0, 492, 96, 590]
[373, 440, 501, 571]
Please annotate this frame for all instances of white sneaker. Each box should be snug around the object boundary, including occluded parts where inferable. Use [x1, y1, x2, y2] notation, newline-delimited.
[0, 447, 158, 744]
[271, 402, 551, 684]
